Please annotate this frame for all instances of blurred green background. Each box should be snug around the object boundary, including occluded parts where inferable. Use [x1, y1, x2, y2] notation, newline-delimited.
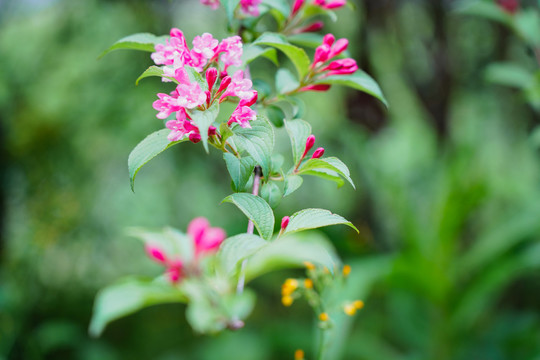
[1, 0, 540, 359]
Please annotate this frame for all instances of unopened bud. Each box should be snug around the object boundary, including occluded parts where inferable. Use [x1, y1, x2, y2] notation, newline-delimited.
[299, 84, 331, 92]
[170, 28, 183, 38]
[188, 133, 202, 143]
[312, 147, 325, 159]
[217, 76, 231, 93]
[324, 0, 346, 9]
[302, 135, 316, 158]
[497, 0, 519, 14]
[206, 67, 218, 92]
[329, 38, 349, 58]
[292, 0, 305, 15]
[145, 245, 167, 264]
[204, 90, 212, 106]
[322, 33, 335, 47]
[208, 126, 217, 136]
[313, 44, 331, 65]
[281, 216, 290, 230]
[297, 21, 324, 34]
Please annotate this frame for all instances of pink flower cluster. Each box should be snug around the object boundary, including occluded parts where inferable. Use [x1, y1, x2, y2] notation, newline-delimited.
[151, 29, 258, 142]
[145, 217, 226, 284]
[301, 33, 358, 92]
[200, 0, 262, 16]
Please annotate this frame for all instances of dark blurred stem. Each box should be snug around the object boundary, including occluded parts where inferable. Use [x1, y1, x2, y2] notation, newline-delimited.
[236, 165, 263, 294]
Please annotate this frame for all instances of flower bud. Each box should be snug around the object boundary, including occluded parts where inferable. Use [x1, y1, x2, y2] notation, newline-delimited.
[299, 84, 331, 92]
[145, 245, 167, 264]
[319, 312, 329, 321]
[170, 28, 183, 38]
[329, 38, 349, 58]
[324, 0, 346, 9]
[322, 33, 335, 47]
[281, 216, 290, 230]
[297, 21, 324, 34]
[312, 147, 325, 159]
[189, 133, 202, 143]
[313, 44, 331, 65]
[217, 76, 232, 94]
[204, 90, 212, 106]
[205, 67, 218, 92]
[292, 0, 305, 15]
[208, 126, 217, 136]
[497, 0, 519, 14]
[303, 135, 316, 158]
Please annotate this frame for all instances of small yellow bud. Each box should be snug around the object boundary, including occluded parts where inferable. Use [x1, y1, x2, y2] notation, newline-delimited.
[304, 279, 313, 289]
[282, 279, 298, 296]
[319, 312, 329, 322]
[294, 349, 305, 360]
[353, 300, 364, 310]
[303, 261, 315, 270]
[282, 296, 294, 307]
[342, 265, 351, 277]
[344, 304, 357, 316]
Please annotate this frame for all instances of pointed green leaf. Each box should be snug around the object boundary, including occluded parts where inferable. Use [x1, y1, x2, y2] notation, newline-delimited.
[285, 119, 311, 165]
[302, 4, 338, 22]
[276, 68, 300, 94]
[298, 157, 355, 189]
[191, 102, 220, 153]
[128, 129, 187, 191]
[262, 0, 291, 17]
[185, 66, 208, 91]
[231, 116, 275, 177]
[246, 232, 339, 280]
[485, 62, 534, 89]
[288, 33, 325, 48]
[301, 168, 345, 188]
[260, 181, 282, 209]
[284, 175, 303, 197]
[223, 153, 256, 192]
[135, 65, 177, 85]
[242, 45, 279, 65]
[222, 193, 275, 240]
[253, 33, 311, 78]
[99, 33, 168, 58]
[314, 71, 388, 107]
[218, 234, 267, 275]
[283, 208, 358, 235]
[223, 0, 241, 23]
[89, 278, 185, 337]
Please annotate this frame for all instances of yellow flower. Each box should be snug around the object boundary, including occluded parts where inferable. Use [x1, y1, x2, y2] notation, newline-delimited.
[344, 303, 357, 316]
[319, 312, 329, 322]
[282, 278, 299, 296]
[303, 261, 315, 270]
[282, 295, 294, 307]
[304, 279, 313, 289]
[294, 349, 305, 360]
[353, 300, 364, 310]
[342, 265, 351, 277]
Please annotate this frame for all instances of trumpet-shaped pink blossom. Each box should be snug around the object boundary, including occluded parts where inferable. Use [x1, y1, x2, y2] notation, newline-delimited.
[313, 0, 346, 10]
[228, 105, 257, 128]
[188, 217, 226, 257]
[240, 0, 262, 16]
[153, 92, 181, 119]
[217, 36, 243, 70]
[220, 70, 256, 101]
[151, 28, 190, 67]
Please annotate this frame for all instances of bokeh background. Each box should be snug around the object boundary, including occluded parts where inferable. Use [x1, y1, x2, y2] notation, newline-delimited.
[1, 0, 540, 359]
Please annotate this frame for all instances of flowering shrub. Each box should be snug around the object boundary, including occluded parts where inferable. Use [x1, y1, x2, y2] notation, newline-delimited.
[91, 0, 387, 357]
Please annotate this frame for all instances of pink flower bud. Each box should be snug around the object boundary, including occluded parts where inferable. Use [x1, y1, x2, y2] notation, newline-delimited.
[497, 0, 519, 14]
[323, 33, 335, 47]
[167, 265, 183, 283]
[206, 67, 218, 92]
[297, 21, 324, 34]
[281, 216, 290, 230]
[324, 0, 346, 9]
[299, 84, 331, 92]
[292, 0, 305, 15]
[145, 245, 168, 264]
[217, 76, 232, 94]
[239, 90, 258, 107]
[189, 133, 202, 143]
[313, 44, 331, 65]
[329, 38, 349, 57]
[208, 126, 217, 136]
[303, 135, 316, 158]
[204, 90, 212, 106]
[170, 28, 183, 38]
[312, 147, 325, 159]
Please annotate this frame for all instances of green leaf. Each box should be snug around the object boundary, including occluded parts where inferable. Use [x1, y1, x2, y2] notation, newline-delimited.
[222, 193, 275, 240]
[453, 1, 512, 26]
[191, 102, 220, 153]
[218, 234, 267, 276]
[128, 129, 187, 191]
[314, 71, 388, 107]
[288, 33, 325, 48]
[135, 65, 177, 85]
[265, 105, 285, 127]
[89, 278, 185, 337]
[276, 68, 300, 94]
[301, 168, 345, 188]
[283, 208, 358, 235]
[223, 153, 256, 192]
[485, 62, 534, 89]
[302, 4, 338, 22]
[284, 175, 303, 197]
[223, 0, 241, 23]
[99, 33, 168, 58]
[262, 0, 291, 18]
[298, 157, 355, 189]
[514, 10, 540, 47]
[246, 232, 340, 280]
[128, 226, 194, 263]
[231, 116, 275, 177]
[270, 153, 284, 174]
[285, 119, 312, 165]
[260, 181, 283, 208]
[185, 66, 208, 91]
[253, 33, 311, 78]
[242, 45, 279, 66]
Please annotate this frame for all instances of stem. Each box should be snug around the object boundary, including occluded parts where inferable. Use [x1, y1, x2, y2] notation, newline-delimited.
[236, 165, 263, 294]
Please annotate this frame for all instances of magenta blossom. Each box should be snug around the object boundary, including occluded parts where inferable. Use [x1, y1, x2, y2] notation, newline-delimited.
[240, 0, 262, 16]
[200, 0, 220, 10]
[228, 105, 257, 128]
[313, 0, 346, 10]
[187, 217, 226, 257]
[220, 70, 256, 101]
[216, 36, 243, 70]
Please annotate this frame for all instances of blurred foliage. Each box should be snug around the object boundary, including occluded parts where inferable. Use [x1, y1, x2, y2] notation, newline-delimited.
[0, 0, 539, 359]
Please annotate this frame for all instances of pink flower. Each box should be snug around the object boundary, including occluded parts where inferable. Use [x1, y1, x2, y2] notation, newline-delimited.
[322, 58, 358, 76]
[240, 0, 262, 16]
[151, 28, 190, 67]
[292, 0, 305, 15]
[153, 92, 181, 119]
[166, 111, 195, 142]
[220, 70, 256, 101]
[217, 36, 243, 70]
[200, 0, 220, 10]
[311, 147, 325, 159]
[187, 217, 226, 257]
[294, 21, 324, 34]
[228, 105, 257, 128]
[313, 0, 346, 10]
[190, 33, 219, 70]
[171, 68, 207, 109]
[145, 245, 185, 283]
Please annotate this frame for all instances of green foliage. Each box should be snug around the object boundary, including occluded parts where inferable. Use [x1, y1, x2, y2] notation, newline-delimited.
[298, 157, 355, 189]
[231, 116, 275, 177]
[222, 193, 275, 240]
[253, 33, 311, 78]
[99, 33, 167, 58]
[191, 102, 220, 153]
[314, 72, 389, 107]
[285, 119, 312, 165]
[242, 45, 279, 65]
[128, 129, 187, 191]
[218, 234, 267, 276]
[282, 208, 358, 235]
[223, 154, 256, 192]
